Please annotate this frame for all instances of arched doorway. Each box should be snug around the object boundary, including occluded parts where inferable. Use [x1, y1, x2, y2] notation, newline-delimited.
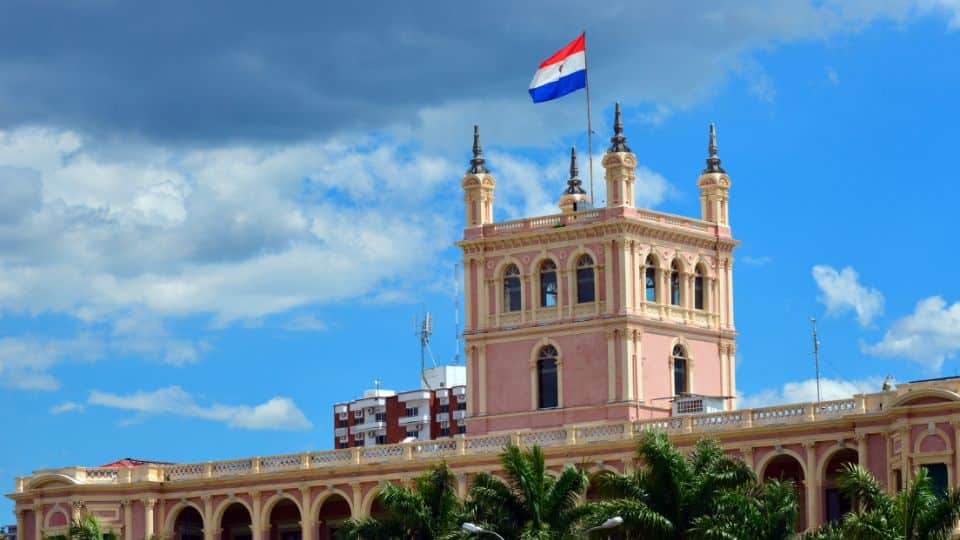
[269, 499, 302, 540]
[762, 454, 806, 531]
[823, 448, 858, 524]
[220, 502, 252, 540]
[173, 506, 204, 540]
[317, 494, 351, 540]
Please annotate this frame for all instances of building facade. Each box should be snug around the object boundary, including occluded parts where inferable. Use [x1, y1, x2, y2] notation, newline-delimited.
[9, 108, 960, 538]
[332, 366, 467, 449]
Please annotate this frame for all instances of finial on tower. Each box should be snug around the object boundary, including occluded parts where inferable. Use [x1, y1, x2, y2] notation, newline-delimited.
[607, 102, 631, 153]
[469, 125, 488, 174]
[565, 146, 586, 195]
[703, 122, 725, 174]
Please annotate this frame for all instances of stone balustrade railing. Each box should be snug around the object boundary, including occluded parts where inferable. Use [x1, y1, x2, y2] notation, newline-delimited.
[14, 397, 866, 492]
[481, 207, 719, 238]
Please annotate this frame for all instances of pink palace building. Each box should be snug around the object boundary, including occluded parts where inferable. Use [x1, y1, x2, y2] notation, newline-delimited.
[10, 105, 960, 537]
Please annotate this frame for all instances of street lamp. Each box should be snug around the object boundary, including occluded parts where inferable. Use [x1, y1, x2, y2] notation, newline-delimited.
[582, 516, 624, 537]
[461, 523, 506, 540]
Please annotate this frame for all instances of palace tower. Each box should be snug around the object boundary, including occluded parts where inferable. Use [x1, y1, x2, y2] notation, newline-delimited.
[458, 104, 739, 435]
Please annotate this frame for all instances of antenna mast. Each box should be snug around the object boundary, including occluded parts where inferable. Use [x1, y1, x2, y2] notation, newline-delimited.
[415, 311, 435, 388]
[809, 317, 822, 407]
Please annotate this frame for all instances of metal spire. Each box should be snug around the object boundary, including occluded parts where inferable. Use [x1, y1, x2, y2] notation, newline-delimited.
[607, 102, 631, 153]
[564, 146, 586, 194]
[703, 122, 725, 174]
[469, 125, 488, 174]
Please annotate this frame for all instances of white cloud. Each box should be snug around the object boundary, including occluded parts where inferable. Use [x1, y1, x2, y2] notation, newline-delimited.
[742, 255, 772, 266]
[738, 377, 886, 410]
[0, 336, 101, 391]
[0, 128, 457, 324]
[50, 401, 84, 414]
[88, 386, 312, 431]
[862, 296, 960, 371]
[812, 265, 884, 326]
[282, 314, 329, 332]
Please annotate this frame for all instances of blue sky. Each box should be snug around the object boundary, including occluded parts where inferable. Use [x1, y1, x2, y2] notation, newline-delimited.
[3, 0, 960, 519]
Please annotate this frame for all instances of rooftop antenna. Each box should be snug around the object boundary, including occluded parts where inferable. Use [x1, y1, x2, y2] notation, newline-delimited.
[374, 378, 382, 393]
[453, 263, 461, 365]
[415, 311, 436, 388]
[809, 317, 822, 407]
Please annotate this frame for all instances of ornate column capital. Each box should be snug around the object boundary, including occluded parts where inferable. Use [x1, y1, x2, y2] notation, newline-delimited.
[141, 498, 157, 509]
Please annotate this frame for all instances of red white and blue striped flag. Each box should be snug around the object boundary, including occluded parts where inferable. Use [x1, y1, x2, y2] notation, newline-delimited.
[528, 33, 587, 103]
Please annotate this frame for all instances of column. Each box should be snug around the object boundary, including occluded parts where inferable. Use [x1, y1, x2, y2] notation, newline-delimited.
[634, 330, 644, 402]
[717, 259, 727, 327]
[521, 274, 530, 323]
[740, 448, 755, 472]
[901, 429, 910, 488]
[604, 241, 615, 314]
[719, 345, 728, 407]
[142, 499, 157, 539]
[954, 422, 960, 487]
[607, 329, 617, 402]
[250, 491, 262, 540]
[15, 509, 25, 540]
[622, 329, 633, 401]
[804, 443, 819, 530]
[857, 435, 868, 470]
[35, 506, 43, 540]
[618, 241, 629, 314]
[463, 260, 473, 330]
[478, 345, 487, 415]
[725, 259, 735, 327]
[300, 487, 315, 540]
[202, 496, 214, 540]
[122, 500, 133, 540]
[350, 484, 362, 519]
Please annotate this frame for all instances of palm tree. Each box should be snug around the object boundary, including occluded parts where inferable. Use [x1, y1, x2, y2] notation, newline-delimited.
[805, 463, 960, 540]
[689, 479, 799, 540]
[45, 511, 118, 540]
[467, 444, 591, 539]
[336, 462, 468, 540]
[591, 430, 755, 539]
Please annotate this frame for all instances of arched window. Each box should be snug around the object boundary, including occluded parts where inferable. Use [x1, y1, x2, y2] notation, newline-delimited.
[503, 264, 521, 312]
[576, 254, 595, 304]
[540, 260, 558, 308]
[694, 264, 705, 310]
[644, 255, 657, 302]
[673, 345, 688, 395]
[537, 345, 559, 409]
[670, 260, 681, 306]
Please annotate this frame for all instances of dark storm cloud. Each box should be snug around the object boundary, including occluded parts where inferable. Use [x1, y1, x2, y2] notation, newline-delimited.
[0, 0, 858, 144]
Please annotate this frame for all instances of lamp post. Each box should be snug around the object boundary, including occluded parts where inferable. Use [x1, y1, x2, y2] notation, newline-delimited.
[462, 523, 506, 540]
[582, 516, 624, 538]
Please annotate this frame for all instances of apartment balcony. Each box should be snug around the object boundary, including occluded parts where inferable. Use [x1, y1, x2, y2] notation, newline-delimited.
[334, 427, 349, 437]
[452, 386, 466, 397]
[436, 412, 449, 422]
[334, 404, 349, 414]
[452, 410, 467, 420]
[351, 419, 387, 433]
[398, 390, 431, 402]
[398, 414, 431, 427]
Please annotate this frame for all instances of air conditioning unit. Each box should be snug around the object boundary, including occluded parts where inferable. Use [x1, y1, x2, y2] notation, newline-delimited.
[339, 436, 349, 443]
[338, 412, 348, 420]
[440, 421, 449, 428]
[367, 432, 376, 438]
[367, 407, 375, 414]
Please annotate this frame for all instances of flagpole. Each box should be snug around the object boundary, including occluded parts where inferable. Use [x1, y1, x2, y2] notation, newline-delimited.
[582, 30, 596, 206]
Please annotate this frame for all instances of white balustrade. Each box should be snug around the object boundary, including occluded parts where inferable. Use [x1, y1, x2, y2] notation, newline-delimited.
[575, 424, 625, 442]
[261, 454, 303, 472]
[520, 430, 567, 447]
